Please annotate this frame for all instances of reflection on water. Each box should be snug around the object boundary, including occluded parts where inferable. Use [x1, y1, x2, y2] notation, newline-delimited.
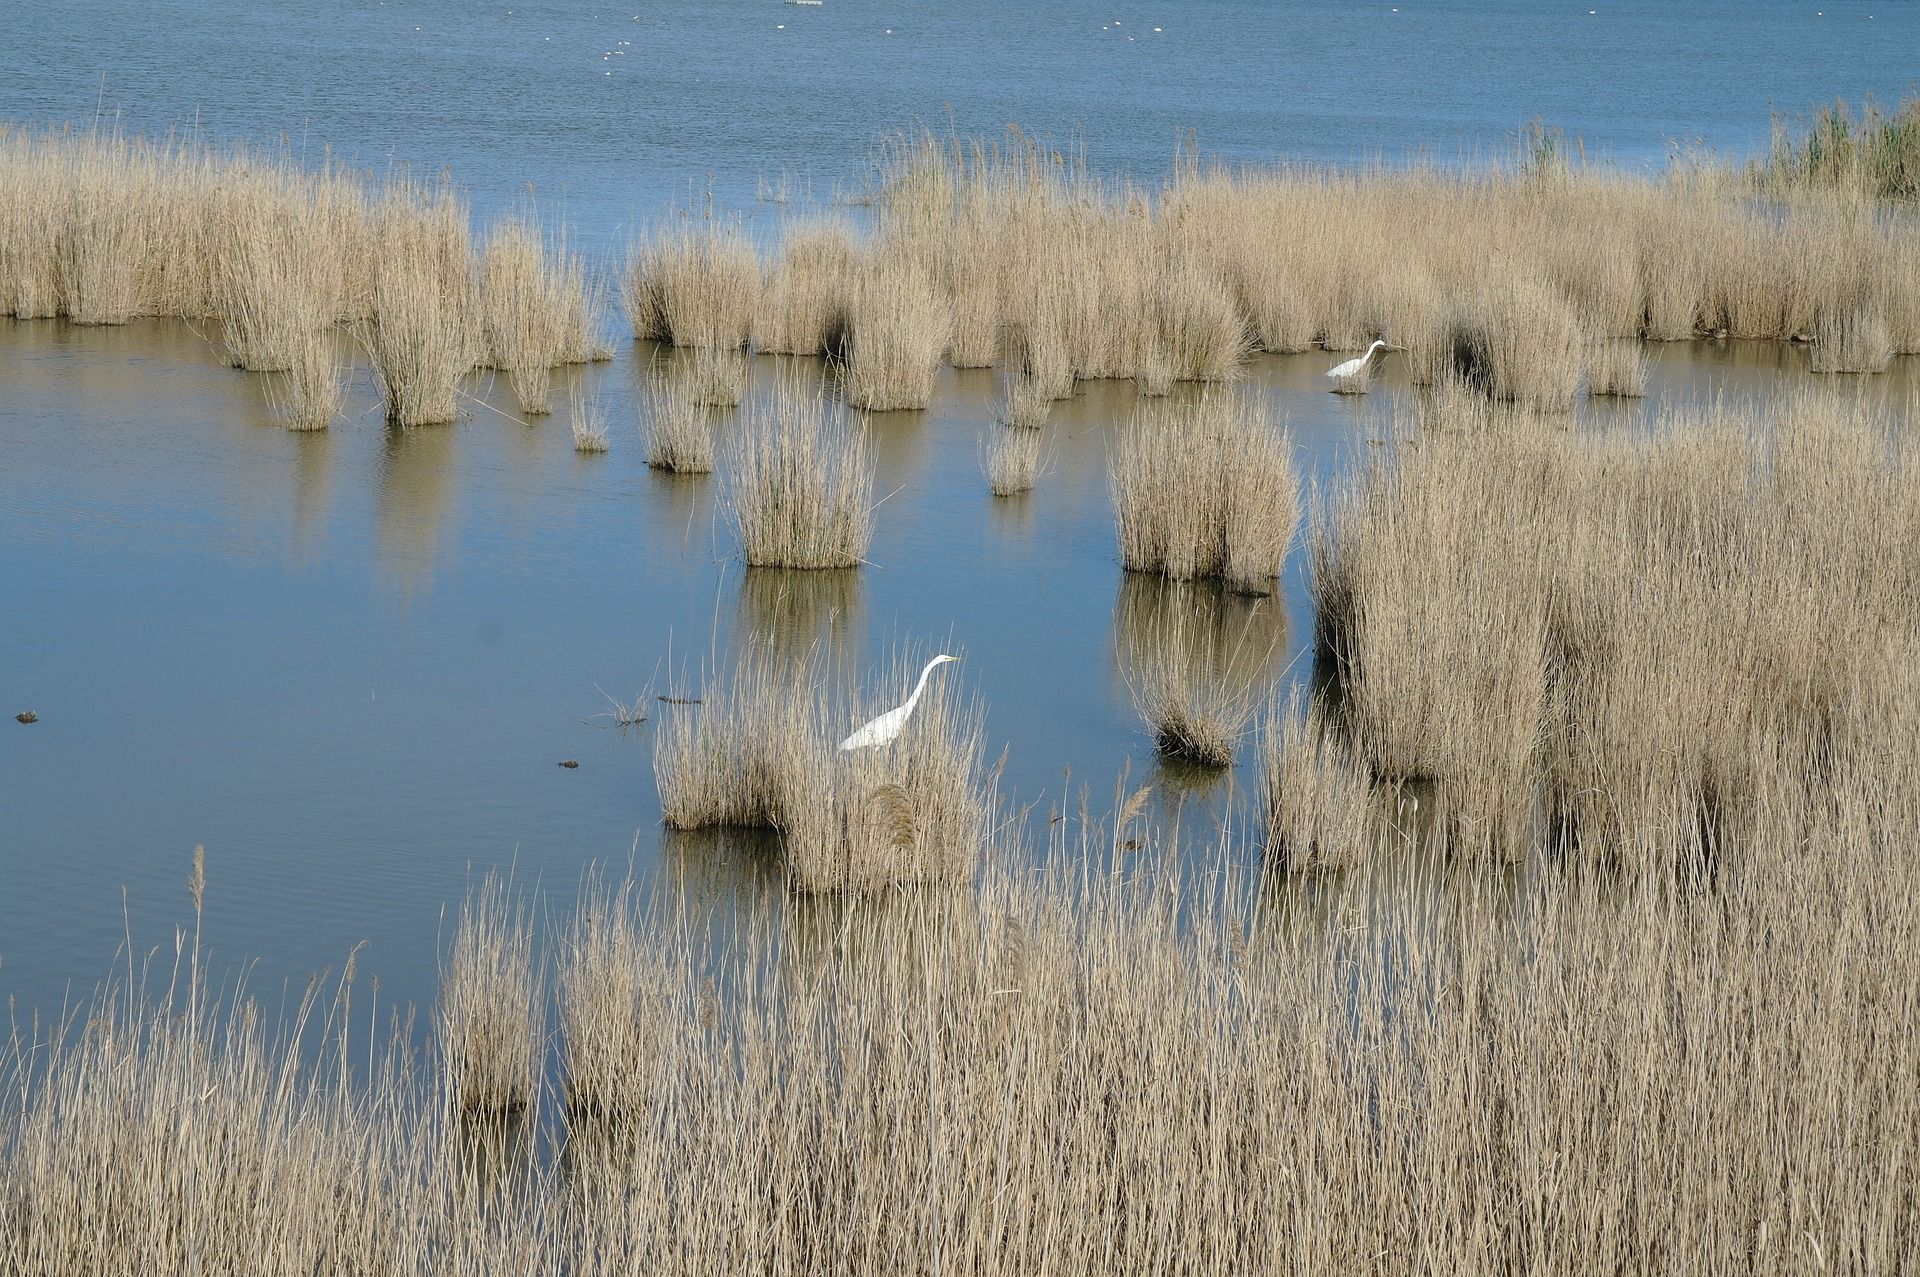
[375, 422, 460, 597]
[737, 566, 863, 672]
[289, 429, 335, 565]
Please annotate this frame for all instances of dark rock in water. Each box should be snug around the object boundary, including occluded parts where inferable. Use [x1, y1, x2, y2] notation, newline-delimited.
[558, 759, 580, 769]
[15, 710, 37, 724]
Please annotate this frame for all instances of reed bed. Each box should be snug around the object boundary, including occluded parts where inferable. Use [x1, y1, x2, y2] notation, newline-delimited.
[1110, 388, 1300, 594]
[751, 219, 857, 356]
[1809, 305, 1894, 373]
[1260, 685, 1383, 869]
[843, 254, 951, 411]
[11, 773, 1920, 1275]
[1312, 390, 1920, 861]
[1585, 337, 1648, 396]
[481, 214, 596, 413]
[981, 423, 1044, 496]
[728, 379, 873, 569]
[652, 646, 988, 893]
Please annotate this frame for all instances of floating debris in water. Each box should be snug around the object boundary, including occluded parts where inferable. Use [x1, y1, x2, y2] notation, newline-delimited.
[558, 759, 580, 769]
[15, 710, 37, 724]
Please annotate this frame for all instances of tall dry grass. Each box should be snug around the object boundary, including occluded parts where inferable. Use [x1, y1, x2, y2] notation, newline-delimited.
[438, 871, 541, 1116]
[1115, 575, 1287, 769]
[653, 646, 989, 893]
[728, 379, 873, 569]
[1110, 388, 1300, 595]
[981, 423, 1044, 496]
[622, 219, 759, 349]
[844, 253, 951, 411]
[640, 358, 717, 473]
[752, 220, 857, 356]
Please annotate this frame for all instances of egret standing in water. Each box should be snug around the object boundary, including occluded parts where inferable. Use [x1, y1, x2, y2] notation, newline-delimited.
[838, 655, 960, 751]
[1326, 340, 1392, 382]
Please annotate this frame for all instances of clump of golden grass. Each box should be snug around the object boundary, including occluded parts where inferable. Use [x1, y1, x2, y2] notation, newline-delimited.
[1809, 305, 1894, 373]
[844, 255, 951, 411]
[1125, 610, 1255, 768]
[640, 360, 715, 473]
[438, 871, 541, 1116]
[653, 646, 988, 892]
[569, 381, 609, 453]
[1110, 389, 1300, 595]
[266, 327, 345, 430]
[1586, 337, 1648, 396]
[1446, 278, 1586, 410]
[751, 220, 857, 356]
[997, 371, 1054, 428]
[1314, 391, 1920, 862]
[687, 346, 748, 407]
[981, 423, 1044, 496]
[1763, 94, 1920, 200]
[481, 214, 580, 413]
[557, 874, 680, 1125]
[365, 186, 480, 426]
[622, 220, 759, 349]
[1261, 686, 1382, 870]
[1114, 575, 1287, 770]
[728, 379, 873, 569]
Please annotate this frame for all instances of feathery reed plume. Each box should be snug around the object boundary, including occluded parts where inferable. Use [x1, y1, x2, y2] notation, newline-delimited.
[622, 220, 759, 349]
[728, 379, 874, 569]
[438, 871, 541, 1116]
[1110, 389, 1300, 595]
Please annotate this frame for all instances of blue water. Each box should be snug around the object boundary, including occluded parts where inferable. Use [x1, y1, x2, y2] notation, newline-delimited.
[4, 0, 1916, 251]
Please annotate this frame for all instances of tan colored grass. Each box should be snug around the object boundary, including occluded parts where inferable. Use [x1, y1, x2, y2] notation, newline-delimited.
[844, 254, 951, 411]
[981, 423, 1044, 496]
[622, 220, 759, 349]
[1261, 685, 1382, 870]
[438, 870, 541, 1116]
[365, 185, 480, 426]
[1446, 277, 1586, 410]
[727, 379, 873, 569]
[1586, 337, 1648, 397]
[1110, 388, 1300, 595]
[1809, 305, 1894, 373]
[687, 345, 748, 407]
[653, 646, 988, 893]
[640, 360, 716, 473]
[569, 381, 610, 453]
[267, 326, 345, 431]
[752, 220, 858, 356]
[1114, 574, 1287, 769]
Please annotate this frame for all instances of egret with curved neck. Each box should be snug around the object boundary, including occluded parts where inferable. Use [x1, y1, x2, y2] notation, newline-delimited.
[838, 655, 960, 751]
[1326, 340, 1390, 381]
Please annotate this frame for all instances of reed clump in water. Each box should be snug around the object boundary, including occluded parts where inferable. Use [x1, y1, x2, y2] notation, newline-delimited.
[438, 871, 541, 1116]
[569, 381, 610, 453]
[1809, 305, 1894, 373]
[1585, 337, 1648, 397]
[641, 360, 716, 473]
[1261, 686, 1382, 869]
[1762, 95, 1920, 201]
[751, 220, 857, 356]
[728, 380, 873, 569]
[1314, 391, 1920, 861]
[981, 423, 1044, 496]
[481, 214, 596, 413]
[364, 185, 481, 426]
[652, 647, 988, 893]
[622, 220, 759, 350]
[1110, 389, 1300, 595]
[844, 255, 952, 411]
[687, 346, 748, 407]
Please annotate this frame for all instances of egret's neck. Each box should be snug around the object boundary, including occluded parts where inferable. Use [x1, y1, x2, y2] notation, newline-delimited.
[904, 659, 944, 713]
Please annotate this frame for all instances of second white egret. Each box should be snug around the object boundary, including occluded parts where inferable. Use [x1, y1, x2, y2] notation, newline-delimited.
[1326, 340, 1391, 381]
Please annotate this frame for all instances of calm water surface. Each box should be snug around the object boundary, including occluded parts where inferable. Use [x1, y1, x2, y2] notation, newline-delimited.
[5, 0, 1920, 1023]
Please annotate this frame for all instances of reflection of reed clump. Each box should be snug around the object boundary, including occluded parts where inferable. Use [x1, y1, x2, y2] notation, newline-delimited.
[1110, 389, 1300, 595]
[1114, 576, 1286, 768]
[1313, 391, 1920, 863]
[438, 871, 541, 1116]
[737, 565, 860, 667]
[727, 380, 873, 570]
[653, 648, 987, 894]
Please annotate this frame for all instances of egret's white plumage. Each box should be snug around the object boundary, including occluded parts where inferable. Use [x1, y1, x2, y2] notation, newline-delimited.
[1326, 340, 1390, 381]
[838, 655, 960, 751]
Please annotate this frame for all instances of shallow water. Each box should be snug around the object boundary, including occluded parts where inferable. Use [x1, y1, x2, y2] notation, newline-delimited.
[5, 0, 1918, 250]
[4, 315, 1914, 1022]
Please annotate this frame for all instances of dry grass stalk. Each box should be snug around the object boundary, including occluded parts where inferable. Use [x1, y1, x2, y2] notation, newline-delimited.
[622, 220, 759, 349]
[728, 379, 873, 569]
[998, 372, 1054, 428]
[641, 361, 715, 473]
[267, 327, 345, 430]
[1586, 338, 1649, 397]
[1261, 686, 1381, 869]
[365, 186, 479, 426]
[439, 871, 541, 1116]
[687, 346, 748, 407]
[981, 424, 1044, 496]
[1110, 389, 1300, 595]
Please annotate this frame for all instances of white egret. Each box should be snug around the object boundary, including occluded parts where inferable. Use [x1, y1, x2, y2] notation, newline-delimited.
[838, 655, 960, 751]
[1325, 340, 1391, 381]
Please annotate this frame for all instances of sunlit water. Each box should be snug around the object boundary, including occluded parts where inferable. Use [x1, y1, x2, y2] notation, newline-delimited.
[5, 0, 1920, 1024]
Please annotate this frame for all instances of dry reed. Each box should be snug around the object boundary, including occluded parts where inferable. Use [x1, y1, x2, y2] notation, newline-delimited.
[728, 379, 873, 569]
[1585, 337, 1648, 396]
[1809, 305, 1894, 373]
[981, 424, 1043, 496]
[641, 360, 716, 473]
[569, 381, 609, 453]
[1110, 389, 1300, 594]
[622, 220, 759, 349]
[751, 220, 857, 356]
[438, 871, 541, 1115]
[844, 255, 951, 411]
